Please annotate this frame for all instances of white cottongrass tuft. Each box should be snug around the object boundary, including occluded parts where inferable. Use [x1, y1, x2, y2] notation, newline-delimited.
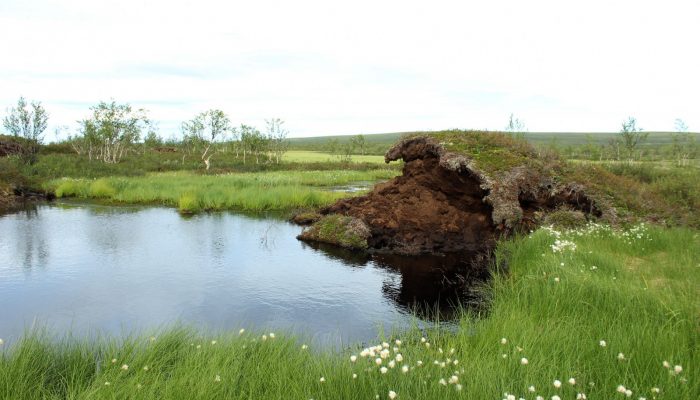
[599, 340, 607, 347]
[302, 344, 308, 350]
[380, 367, 388, 374]
[576, 394, 586, 400]
[553, 380, 562, 388]
[438, 378, 447, 386]
[388, 360, 396, 369]
[448, 375, 459, 384]
[0, 338, 4, 346]
[395, 354, 403, 362]
[121, 364, 129, 371]
[455, 384, 462, 391]
[269, 333, 275, 339]
[520, 358, 529, 365]
[662, 361, 670, 368]
[617, 352, 625, 360]
[352, 373, 357, 379]
[211, 340, 217, 345]
[650, 387, 660, 393]
[528, 386, 536, 392]
[625, 389, 632, 397]
[238, 328, 245, 335]
[568, 378, 576, 385]
[104, 382, 110, 386]
[375, 358, 383, 366]
[395, 340, 401, 346]
[214, 375, 221, 382]
[388, 390, 397, 399]
[501, 338, 508, 345]
[319, 377, 325, 383]
[401, 365, 409, 374]
[552, 396, 561, 400]
[350, 355, 357, 362]
[673, 365, 683, 374]
[616, 385, 626, 393]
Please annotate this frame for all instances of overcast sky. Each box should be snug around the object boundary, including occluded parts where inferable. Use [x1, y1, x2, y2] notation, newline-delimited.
[1, 0, 698, 140]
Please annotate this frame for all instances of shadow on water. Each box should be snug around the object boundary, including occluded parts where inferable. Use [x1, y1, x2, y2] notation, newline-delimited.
[301, 241, 491, 321]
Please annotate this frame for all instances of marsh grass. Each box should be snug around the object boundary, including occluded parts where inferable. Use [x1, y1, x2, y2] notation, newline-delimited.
[49, 169, 398, 212]
[1, 224, 697, 399]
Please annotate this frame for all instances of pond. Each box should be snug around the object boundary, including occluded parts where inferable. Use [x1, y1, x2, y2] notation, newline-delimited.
[0, 202, 486, 346]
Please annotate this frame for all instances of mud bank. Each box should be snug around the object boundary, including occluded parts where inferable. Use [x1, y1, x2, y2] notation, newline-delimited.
[298, 133, 605, 255]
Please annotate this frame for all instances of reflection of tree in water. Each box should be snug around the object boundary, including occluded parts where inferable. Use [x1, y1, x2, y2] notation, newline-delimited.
[13, 204, 49, 271]
[303, 241, 490, 320]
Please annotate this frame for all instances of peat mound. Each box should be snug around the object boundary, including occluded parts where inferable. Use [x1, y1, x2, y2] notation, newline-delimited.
[298, 131, 607, 255]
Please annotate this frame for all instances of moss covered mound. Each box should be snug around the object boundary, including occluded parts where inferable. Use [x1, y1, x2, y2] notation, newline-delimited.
[297, 214, 371, 249]
[298, 131, 613, 255]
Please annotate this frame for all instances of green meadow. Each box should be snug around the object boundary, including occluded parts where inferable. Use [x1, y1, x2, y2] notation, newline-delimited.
[48, 169, 398, 213]
[2, 224, 697, 399]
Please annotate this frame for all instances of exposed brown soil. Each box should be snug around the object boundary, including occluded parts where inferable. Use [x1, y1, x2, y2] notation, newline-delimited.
[0, 138, 24, 157]
[298, 135, 603, 255]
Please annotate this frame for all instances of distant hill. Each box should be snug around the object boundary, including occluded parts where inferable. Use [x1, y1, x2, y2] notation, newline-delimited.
[289, 130, 697, 153]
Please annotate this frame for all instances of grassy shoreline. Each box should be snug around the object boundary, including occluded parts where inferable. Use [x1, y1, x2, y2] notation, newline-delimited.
[2, 224, 697, 399]
[47, 169, 398, 213]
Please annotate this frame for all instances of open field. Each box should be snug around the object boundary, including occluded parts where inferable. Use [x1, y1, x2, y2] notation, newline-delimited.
[2, 224, 697, 399]
[48, 169, 398, 213]
[288, 130, 700, 154]
[283, 150, 386, 164]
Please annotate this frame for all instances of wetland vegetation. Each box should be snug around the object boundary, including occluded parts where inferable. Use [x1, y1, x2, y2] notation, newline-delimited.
[1, 99, 699, 399]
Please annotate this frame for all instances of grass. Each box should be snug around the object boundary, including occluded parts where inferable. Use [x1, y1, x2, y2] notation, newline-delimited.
[283, 150, 386, 164]
[1, 224, 697, 399]
[48, 169, 399, 212]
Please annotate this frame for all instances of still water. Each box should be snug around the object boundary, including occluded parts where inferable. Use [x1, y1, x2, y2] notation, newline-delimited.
[0, 203, 482, 346]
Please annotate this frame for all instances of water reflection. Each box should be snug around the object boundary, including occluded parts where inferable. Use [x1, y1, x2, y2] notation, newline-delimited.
[303, 242, 490, 319]
[0, 203, 488, 346]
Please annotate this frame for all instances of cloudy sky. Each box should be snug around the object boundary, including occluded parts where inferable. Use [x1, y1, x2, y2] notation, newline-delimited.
[1, 0, 698, 140]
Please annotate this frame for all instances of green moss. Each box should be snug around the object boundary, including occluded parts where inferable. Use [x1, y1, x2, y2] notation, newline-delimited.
[303, 215, 370, 249]
[543, 208, 588, 229]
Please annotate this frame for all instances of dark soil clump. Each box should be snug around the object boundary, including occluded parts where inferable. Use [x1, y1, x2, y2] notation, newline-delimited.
[298, 132, 605, 255]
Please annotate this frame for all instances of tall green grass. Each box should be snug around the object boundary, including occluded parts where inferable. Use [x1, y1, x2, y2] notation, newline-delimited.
[1, 225, 697, 399]
[48, 170, 398, 212]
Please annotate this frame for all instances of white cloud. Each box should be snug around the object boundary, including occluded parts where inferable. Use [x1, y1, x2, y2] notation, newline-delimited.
[1, 0, 698, 140]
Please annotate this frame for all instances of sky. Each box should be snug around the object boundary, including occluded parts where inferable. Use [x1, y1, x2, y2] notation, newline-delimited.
[1, 0, 698, 140]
